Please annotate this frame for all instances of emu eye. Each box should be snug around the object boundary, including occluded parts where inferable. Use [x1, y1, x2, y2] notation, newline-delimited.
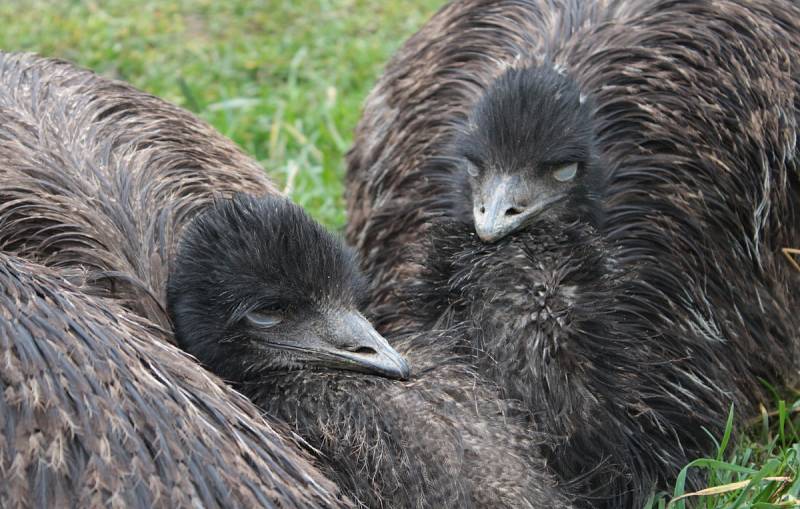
[552, 162, 578, 182]
[465, 160, 480, 178]
[247, 310, 283, 328]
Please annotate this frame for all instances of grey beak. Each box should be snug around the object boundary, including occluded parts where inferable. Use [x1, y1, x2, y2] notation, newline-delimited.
[319, 311, 411, 380]
[473, 175, 556, 243]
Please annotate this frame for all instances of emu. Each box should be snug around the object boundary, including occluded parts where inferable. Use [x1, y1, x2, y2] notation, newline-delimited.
[0, 51, 406, 378]
[345, 1, 800, 507]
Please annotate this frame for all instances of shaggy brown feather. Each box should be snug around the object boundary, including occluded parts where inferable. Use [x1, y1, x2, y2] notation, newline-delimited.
[0, 51, 276, 332]
[0, 252, 344, 509]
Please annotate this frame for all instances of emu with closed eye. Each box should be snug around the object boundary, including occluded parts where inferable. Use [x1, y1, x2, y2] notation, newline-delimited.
[455, 65, 604, 242]
[167, 194, 409, 381]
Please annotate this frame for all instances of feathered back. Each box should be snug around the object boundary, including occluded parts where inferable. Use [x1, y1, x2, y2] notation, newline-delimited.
[0, 52, 277, 331]
[557, 0, 800, 284]
[0, 253, 344, 509]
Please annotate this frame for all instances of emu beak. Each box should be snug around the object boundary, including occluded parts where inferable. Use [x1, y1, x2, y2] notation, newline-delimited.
[315, 310, 411, 380]
[473, 175, 557, 242]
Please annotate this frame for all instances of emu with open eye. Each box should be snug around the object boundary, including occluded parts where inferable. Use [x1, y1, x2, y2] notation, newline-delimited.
[455, 65, 605, 242]
[167, 194, 409, 381]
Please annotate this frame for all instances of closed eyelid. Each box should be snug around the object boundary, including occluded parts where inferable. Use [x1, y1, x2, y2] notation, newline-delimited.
[552, 162, 579, 182]
[247, 310, 284, 327]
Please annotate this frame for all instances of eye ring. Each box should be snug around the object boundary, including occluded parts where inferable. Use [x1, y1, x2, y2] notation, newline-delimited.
[552, 162, 578, 182]
[247, 310, 283, 328]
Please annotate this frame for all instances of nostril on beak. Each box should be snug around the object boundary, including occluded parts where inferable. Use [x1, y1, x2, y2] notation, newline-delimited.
[348, 346, 378, 355]
[505, 207, 522, 216]
[479, 205, 486, 214]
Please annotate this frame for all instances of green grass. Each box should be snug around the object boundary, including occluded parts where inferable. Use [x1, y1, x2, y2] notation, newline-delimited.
[646, 395, 800, 509]
[1, 2, 797, 507]
[0, 0, 445, 229]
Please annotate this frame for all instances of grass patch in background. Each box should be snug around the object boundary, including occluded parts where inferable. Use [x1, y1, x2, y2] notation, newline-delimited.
[0, 0, 444, 228]
[1, 2, 797, 506]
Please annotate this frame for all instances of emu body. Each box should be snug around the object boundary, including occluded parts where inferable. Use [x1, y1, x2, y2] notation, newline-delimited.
[345, 1, 800, 506]
[0, 52, 401, 505]
[0, 253, 343, 509]
[247, 328, 574, 508]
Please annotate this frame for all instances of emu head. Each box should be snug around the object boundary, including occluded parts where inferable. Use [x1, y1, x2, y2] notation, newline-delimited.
[168, 194, 410, 381]
[454, 65, 604, 242]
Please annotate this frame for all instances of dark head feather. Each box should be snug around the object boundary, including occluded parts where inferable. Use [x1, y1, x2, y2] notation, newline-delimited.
[453, 65, 605, 242]
[168, 193, 408, 381]
[462, 65, 594, 174]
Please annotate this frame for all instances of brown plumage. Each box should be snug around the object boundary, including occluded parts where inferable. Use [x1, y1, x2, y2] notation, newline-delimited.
[0, 251, 344, 508]
[346, 1, 635, 330]
[0, 51, 274, 332]
[346, 1, 800, 507]
[346, 0, 800, 324]
[0, 51, 566, 507]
